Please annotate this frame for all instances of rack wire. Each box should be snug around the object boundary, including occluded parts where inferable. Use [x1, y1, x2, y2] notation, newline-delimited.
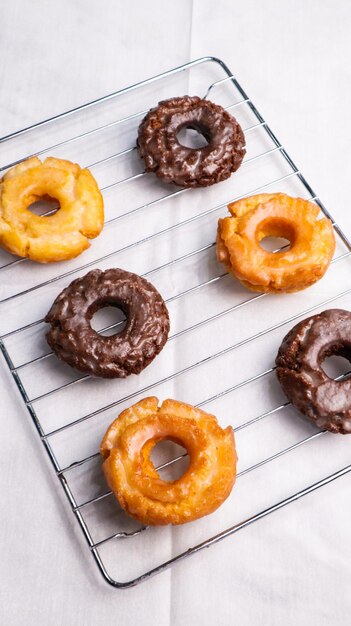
[1, 57, 351, 588]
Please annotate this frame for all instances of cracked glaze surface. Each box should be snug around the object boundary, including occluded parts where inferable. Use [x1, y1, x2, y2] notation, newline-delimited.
[100, 397, 237, 525]
[0, 156, 104, 262]
[137, 96, 246, 188]
[45, 268, 170, 378]
[276, 309, 351, 433]
[217, 193, 335, 293]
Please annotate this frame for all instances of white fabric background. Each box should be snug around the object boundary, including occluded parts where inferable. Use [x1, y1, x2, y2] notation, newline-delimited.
[1, 1, 351, 624]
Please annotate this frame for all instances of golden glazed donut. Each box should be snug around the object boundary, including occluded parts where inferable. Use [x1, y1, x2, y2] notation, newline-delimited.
[217, 193, 335, 293]
[100, 397, 237, 526]
[0, 156, 104, 262]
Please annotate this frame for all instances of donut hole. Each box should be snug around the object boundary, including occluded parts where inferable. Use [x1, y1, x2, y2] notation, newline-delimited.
[322, 351, 351, 381]
[257, 218, 295, 253]
[91, 305, 127, 337]
[176, 125, 209, 149]
[259, 236, 291, 252]
[150, 439, 189, 482]
[27, 196, 59, 217]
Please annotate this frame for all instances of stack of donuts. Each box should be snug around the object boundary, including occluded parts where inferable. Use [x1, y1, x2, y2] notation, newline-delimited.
[1, 93, 348, 529]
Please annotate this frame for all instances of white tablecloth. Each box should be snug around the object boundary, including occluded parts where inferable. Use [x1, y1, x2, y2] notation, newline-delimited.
[1, 1, 351, 624]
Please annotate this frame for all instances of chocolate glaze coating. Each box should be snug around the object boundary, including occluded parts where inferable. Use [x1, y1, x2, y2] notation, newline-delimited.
[45, 269, 170, 379]
[276, 309, 351, 434]
[137, 96, 246, 188]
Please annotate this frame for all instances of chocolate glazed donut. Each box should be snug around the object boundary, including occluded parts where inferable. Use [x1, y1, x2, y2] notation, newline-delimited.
[137, 96, 246, 188]
[45, 269, 170, 378]
[276, 309, 351, 434]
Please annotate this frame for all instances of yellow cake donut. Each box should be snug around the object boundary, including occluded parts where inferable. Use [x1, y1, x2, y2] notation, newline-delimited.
[0, 156, 104, 262]
[100, 397, 237, 526]
[217, 193, 335, 293]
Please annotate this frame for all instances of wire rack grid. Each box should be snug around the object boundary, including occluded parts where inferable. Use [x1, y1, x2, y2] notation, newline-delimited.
[1, 57, 351, 588]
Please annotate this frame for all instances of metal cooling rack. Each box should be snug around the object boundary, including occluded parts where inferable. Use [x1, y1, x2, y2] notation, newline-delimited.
[1, 56, 351, 588]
